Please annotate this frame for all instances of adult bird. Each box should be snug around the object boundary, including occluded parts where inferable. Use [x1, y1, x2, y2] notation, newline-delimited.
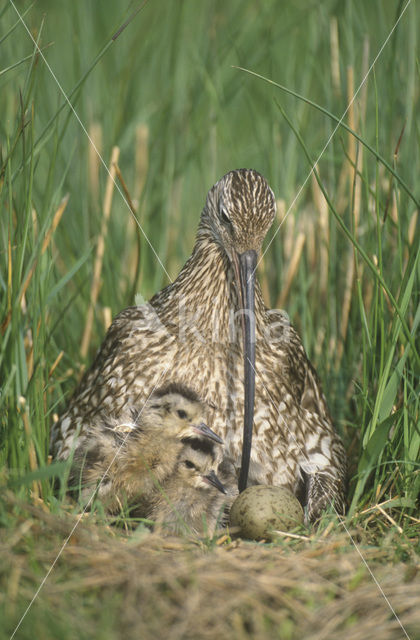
[52, 169, 346, 522]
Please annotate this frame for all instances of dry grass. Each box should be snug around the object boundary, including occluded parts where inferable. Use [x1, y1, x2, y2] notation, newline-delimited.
[1, 494, 419, 640]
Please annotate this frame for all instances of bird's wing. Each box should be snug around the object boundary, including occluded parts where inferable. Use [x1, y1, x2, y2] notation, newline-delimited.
[266, 308, 347, 521]
[299, 361, 347, 521]
[50, 303, 174, 459]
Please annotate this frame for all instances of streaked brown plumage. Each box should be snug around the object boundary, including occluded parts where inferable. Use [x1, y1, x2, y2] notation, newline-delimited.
[69, 384, 224, 514]
[53, 169, 346, 522]
[149, 440, 231, 536]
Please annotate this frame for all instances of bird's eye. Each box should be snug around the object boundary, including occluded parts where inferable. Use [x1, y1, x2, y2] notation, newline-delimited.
[177, 409, 187, 419]
[184, 460, 195, 469]
[220, 208, 231, 226]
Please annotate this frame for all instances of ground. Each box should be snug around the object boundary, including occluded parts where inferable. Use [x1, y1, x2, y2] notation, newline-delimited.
[1, 493, 419, 640]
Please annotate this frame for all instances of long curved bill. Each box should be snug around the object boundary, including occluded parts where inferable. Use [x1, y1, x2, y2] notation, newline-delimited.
[233, 249, 257, 493]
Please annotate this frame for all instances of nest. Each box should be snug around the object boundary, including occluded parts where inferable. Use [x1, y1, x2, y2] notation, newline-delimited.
[1, 495, 419, 640]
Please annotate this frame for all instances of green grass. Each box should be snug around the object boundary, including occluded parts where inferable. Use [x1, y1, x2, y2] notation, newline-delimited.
[0, 0, 419, 636]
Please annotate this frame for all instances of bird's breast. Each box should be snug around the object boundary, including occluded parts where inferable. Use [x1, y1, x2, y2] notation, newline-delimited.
[164, 338, 300, 488]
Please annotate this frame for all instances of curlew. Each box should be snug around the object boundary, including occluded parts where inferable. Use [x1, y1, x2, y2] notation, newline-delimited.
[53, 169, 346, 522]
[149, 440, 230, 536]
[69, 384, 224, 514]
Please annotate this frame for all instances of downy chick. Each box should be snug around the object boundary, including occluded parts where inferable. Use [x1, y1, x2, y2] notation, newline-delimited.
[70, 384, 223, 514]
[149, 440, 232, 536]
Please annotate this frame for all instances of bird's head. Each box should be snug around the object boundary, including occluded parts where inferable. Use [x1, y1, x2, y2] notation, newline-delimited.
[201, 168, 276, 261]
[141, 383, 223, 445]
[200, 169, 276, 493]
[176, 443, 227, 494]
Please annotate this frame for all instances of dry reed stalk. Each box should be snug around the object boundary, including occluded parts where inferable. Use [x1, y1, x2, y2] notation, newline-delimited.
[361, 263, 373, 320]
[114, 162, 143, 297]
[336, 247, 355, 364]
[360, 496, 400, 516]
[10, 196, 67, 368]
[18, 397, 40, 499]
[283, 212, 295, 263]
[312, 173, 329, 301]
[80, 146, 120, 359]
[335, 57, 359, 217]
[368, 470, 399, 508]
[328, 334, 337, 357]
[320, 520, 335, 538]
[360, 35, 370, 126]
[384, 122, 406, 224]
[403, 207, 419, 273]
[350, 40, 368, 311]
[167, 176, 183, 277]
[48, 350, 64, 379]
[114, 163, 137, 215]
[272, 530, 311, 541]
[31, 207, 38, 238]
[314, 326, 326, 358]
[276, 231, 305, 309]
[281, 202, 295, 262]
[347, 65, 362, 231]
[407, 209, 418, 246]
[17, 195, 69, 315]
[41, 197, 69, 255]
[103, 306, 112, 332]
[376, 505, 403, 534]
[403, 513, 420, 525]
[276, 198, 286, 227]
[24, 328, 34, 381]
[372, 253, 401, 316]
[300, 207, 316, 269]
[134, 123, 149, 203]
[353, 36, 369, 232]
[390, 190, 399, 226]
[337, 39, 369, 222]
[258, 254, 271, 307]
[88, 122, 102, 207]
[380, 278, 394, 315]
[132, 126, 149, 292]
[128, 124, 149, 292]
[335, 159, 349, 215]
[0, 247, 12, 334]
[337, 66, 363, 365]
[347, 66, 356, 176]
[330, 17, 341, 97]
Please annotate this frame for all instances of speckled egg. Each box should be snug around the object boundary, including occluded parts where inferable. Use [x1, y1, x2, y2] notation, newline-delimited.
[229, 485, 304, 540]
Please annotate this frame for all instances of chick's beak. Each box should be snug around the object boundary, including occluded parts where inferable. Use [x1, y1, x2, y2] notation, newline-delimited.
[232, 249, 257, 493]
[202, 470, 227, 494]
[193, 422, 224, 444]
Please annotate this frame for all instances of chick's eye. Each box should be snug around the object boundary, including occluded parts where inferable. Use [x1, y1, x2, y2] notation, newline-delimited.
[177, 409, 187, 419]
[220, 209, 231, 226]
[184, 460, 195, 469]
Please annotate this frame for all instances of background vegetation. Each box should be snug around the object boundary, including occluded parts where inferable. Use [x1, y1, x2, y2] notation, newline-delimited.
[0, 1, 419, 638]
